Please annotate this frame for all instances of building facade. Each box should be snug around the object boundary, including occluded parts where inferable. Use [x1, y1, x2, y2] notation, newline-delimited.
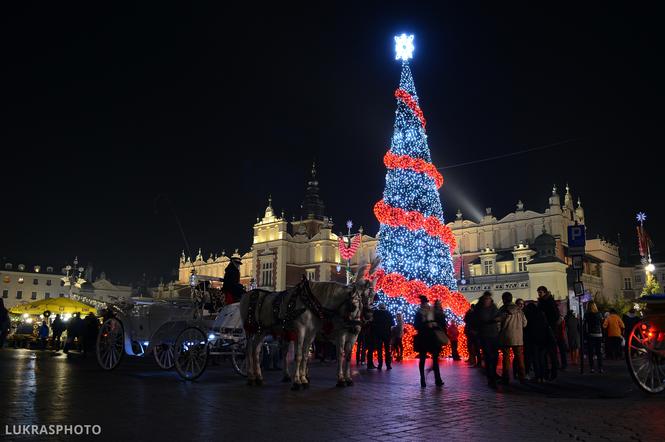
[178, 179, 638, 304]
[1, 261, 132, 310]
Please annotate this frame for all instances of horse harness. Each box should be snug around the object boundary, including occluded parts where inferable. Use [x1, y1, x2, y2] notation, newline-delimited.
[244, 277, 365, 335]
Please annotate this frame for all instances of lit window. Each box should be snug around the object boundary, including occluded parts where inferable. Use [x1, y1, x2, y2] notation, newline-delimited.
[18, 277, 24, 284]
[31, 292, 37, 300]
[306, 268, 317, 281]
[261, 261, 273, 287]
[624, 278, 633, 290]
[483, 260, 494, 275]
[2, 276, 9, 283]
[517, 256, 528, 272]
[16, 291, 23, 299]
[2, 290, 7, 298]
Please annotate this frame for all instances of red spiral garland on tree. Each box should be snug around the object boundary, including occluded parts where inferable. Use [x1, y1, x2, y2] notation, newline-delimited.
[373, 199, 457, 252]
[395, 88, 426, 128]
[384, 151, 443, 188]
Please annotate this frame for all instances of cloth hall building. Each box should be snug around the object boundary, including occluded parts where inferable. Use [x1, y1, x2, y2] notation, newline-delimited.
[176, 174, 634, 304]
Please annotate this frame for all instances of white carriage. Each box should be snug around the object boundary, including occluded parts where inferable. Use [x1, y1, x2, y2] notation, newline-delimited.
[96, 289, 247, 381]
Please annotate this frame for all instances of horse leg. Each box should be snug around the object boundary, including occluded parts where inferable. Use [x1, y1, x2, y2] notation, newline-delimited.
[291, 332, 305, 390]
[336, 335, 346, 387]
[246, 335, 257, 386]
[345, 335, 358, 386]
[300, 331, 315, 389]
[281, 339, 292, 383]
[254, 334, 264, 385]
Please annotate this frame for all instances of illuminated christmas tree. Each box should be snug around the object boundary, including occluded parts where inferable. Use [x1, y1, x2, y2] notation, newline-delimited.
[372, 35, 469, 328]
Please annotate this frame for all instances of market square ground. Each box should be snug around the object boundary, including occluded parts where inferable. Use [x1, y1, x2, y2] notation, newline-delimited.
[1, 349, 664, 441]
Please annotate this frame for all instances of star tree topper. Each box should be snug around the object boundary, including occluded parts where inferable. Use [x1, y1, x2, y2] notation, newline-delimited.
[394, 33, 415, 61]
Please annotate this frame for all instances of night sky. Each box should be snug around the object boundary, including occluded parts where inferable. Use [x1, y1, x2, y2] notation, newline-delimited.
[2, 3, 663, 284]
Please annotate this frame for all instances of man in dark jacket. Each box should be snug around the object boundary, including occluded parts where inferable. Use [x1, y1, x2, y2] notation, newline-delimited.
[463, 305, 481, 366]
[222, 252, 245, 304]
[476, 292, 500, 387]
[537, 286, 560, 380]
[371, 303, 395, 370]
[51, 314, 65, 351]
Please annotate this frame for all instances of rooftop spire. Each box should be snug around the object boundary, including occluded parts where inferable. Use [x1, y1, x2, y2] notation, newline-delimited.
[302, 163, 325, 220]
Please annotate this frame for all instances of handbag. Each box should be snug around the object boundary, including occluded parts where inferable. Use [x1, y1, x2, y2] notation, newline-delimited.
[433, 328, 449, 346]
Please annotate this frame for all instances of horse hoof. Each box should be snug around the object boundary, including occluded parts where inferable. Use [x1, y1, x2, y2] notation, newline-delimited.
[302, 382, 310, 389]
[281, 375, 292, 383]
[336, 381, 346, 388]
[345, 380, 354, 387]
[255, 378, 263, 386]
[291, 383, 301, 391]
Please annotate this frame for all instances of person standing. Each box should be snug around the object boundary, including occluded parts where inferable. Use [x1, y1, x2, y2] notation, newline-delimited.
[391, 313, 404, 362]
[497, 292, 527, 384]
[51, 314, 65, 351]
[537, 286, 560, 380]
[622, 308, 640, 358]
[82, 312, 99, 356]
[447, 319, 461, 361]
[0, 299, 10, 349]
[565, 310, 580, 365]
[414, 295, 444, 387]
[38, 320, 50, 349]
[603, 309, 625, 360]
[584, 301, 604, 373]
[476, 292, 500, 388]
[371, 303, 394, 370]
[463, 305, 480, 366]
[355, 324, 367, 366]
[523, 303, 550, 382]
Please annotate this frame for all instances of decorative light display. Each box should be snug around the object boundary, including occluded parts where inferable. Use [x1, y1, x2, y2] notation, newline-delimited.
[339, 234, 361, 260]
[394, 33, 415, 61]
[374, 35, 470, 343]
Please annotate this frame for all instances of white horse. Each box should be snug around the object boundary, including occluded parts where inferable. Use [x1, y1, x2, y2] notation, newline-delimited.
[239, 259, 378, 390]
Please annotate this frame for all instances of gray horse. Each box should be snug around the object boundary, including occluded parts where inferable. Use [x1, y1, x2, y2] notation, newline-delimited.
[239, 259, 379, 390]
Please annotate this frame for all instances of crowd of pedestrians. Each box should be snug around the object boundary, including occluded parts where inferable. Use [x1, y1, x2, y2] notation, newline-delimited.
[462, 285, 636, 388]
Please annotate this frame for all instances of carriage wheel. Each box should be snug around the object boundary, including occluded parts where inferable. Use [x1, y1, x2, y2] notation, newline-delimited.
[626, 320, 665, 394]
[174, 327, 208, 381]
[96, 318, 124, 371]
[231, 344, 248, 377]
[153, 342, 175, 370]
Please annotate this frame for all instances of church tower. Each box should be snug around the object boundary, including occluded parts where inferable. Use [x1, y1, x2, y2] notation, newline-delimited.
[290, 162, 331, 238]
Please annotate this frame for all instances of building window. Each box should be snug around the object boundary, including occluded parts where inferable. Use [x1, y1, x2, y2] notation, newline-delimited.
[46, 279, 52, 286]
[624, 278, 633, 290]
[2, 276, 9, 283]
[18, 277, 24, 284]
[306, 268, 317, 281]
[18, 264, 25, 271]
[4, 263, 12, 270]
[59, 293, 65, 298]
[517, 256, 528, 272]
[635, 275, 642, 284]
[483, 260, 494, 275]
[2, 290, 7, 298]
[45, 293, 50, 299]
[16, 291, 23, 299]
[31, 292, 37, 300]
[33, 278, 39, 285]
[46, 266, 53, 273]
[261, 261, 273, 287]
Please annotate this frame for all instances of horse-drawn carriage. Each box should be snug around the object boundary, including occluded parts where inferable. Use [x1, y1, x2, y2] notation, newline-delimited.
[96, 278, 247, 381]
[626, 294, 665, 393]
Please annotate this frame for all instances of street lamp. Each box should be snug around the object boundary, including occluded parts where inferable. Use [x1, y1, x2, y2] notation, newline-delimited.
[61, 257, 86, 297]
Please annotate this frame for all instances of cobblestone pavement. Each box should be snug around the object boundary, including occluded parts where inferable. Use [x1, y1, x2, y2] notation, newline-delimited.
[1, 348, 664, 441]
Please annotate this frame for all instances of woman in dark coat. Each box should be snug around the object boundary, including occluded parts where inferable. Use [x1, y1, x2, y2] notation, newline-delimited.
[414, 295, 444, 388]
[523, 303, 551, 383]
